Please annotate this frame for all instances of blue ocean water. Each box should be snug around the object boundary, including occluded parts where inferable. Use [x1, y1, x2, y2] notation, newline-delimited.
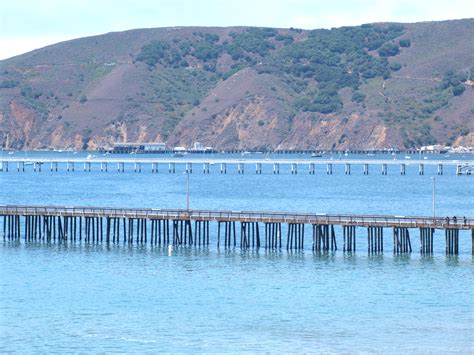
[1, 152, 473, 352]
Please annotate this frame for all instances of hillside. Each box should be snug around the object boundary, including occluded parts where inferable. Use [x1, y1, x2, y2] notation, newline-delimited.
[0, 19, 473, 150]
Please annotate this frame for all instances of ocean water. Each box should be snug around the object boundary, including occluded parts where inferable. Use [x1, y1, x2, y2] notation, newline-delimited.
[1, 152, 473, 352]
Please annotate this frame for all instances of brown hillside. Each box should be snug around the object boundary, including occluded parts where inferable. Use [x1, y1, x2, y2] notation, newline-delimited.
[0, 20, 472, 150]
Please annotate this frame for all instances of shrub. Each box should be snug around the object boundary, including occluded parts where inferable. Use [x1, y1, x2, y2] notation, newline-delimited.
[390, 62, 402, 71]
[351, 91, 366, 103]
[0, 80, 18, 88]
[378, 43, 400, 57]
[452, 84, 465, 96]
[399, 39, 411, 47]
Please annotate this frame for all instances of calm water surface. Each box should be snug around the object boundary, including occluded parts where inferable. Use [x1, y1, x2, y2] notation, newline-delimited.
[1, 152, 473, 352]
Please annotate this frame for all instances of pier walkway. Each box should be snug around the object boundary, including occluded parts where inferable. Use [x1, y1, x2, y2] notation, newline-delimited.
[1, 157, 472, 175]
[2, 205, 473, 255]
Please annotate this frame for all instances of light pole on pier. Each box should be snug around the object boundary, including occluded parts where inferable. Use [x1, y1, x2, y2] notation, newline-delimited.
[430, 176, 436, 217]
[186, 171, 190, 211]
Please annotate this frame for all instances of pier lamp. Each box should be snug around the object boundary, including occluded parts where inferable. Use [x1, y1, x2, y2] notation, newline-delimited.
[185, 171, 190, 211]
[430, 176, 436, 217]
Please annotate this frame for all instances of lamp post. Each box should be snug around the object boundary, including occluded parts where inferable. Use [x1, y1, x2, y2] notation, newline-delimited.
[186, 171, 190, 211]
[430, 176, 436, 217]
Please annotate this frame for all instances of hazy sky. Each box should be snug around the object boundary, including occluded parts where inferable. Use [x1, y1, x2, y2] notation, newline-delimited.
[1, 0, 473, 59]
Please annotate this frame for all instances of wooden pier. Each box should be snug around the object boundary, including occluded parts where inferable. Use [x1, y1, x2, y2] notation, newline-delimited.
[0, 157, 472, 175]
[1, 205, 473, 255]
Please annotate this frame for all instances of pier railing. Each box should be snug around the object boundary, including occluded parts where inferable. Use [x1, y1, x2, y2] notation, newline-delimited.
[1, 205, 472, 230]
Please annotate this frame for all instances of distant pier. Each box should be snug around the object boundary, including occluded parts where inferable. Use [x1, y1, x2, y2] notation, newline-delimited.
[1, 158, 472, 175]
[1, 205, 472, 255]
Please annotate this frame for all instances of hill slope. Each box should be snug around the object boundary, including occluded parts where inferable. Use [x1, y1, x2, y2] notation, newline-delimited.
[0, 19, 473, 150]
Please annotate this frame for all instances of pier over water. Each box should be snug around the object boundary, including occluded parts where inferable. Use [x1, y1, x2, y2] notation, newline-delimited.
[1, 157, 472, 175]
[2, 205, 473, 255]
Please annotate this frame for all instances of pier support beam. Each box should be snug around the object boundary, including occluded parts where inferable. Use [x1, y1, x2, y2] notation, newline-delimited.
[185, 162, 192, 174]
[437, 163, 443, 175]
[363, 163, 369, 175]
[419, 227, 434, 254]
[264, 222, 281, 248]
[445, 228, 459, 255]
[220, 163, 227, 174]
[273, 163, 279, 174]
[134, 162, 141, 172]
[393, 227, 412, 253]
[368, 226, 383, 253]
[203, 163, 210, 174]
[381, 163, 387, 175]
[343, 225, 356, 252]
[238, 163, 244, 174]
[400, 163, 406, 175]
[287, 223, 304, 249]
[345, 163, 351, 175]
[172, 219, 193, 246]
[217, 221, 236, 248]
[240, 222, 260, 248]
[168, 162, 175, 173]
[326, 163, 333, 175]
[313, 224, 337, 252]
[193, 220, 210, 245]
[291, 163, 298, 175]
[309, 163, 315, 175]
[255, 163, 262, 174]
[418, 163, 424, 175]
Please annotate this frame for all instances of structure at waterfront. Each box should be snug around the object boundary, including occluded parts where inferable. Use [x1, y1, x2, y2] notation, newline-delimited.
[1, 205, 472, 255]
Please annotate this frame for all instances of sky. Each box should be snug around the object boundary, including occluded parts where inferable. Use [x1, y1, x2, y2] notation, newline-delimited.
[1, 0, 473, 60]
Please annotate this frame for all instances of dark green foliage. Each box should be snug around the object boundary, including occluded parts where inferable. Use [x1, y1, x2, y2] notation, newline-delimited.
[470, 66, 474, 81]
[352, 91, 366, 103]
[390, 62, 402, 71]
[275, 34, 294, 45]
[440, 70, 467, 88]
[295, 89, 342, 114]
[378, 43, 400, 57]
[439, 70, 468, 97]
[79, 95, 87, 103]
[193, 41, 220, 61]
[135, 24, 405, 115]
[21, 86, 42, 99]
[136, 40, 171, 66]
[452, 84, 466, 96]
[228, 29, 275, 56]
[0, 80, 19, 88]
[399, 38, 411, 47]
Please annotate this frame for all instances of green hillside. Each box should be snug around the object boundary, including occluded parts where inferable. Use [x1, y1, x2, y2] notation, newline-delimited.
[0, 19, 472, 150]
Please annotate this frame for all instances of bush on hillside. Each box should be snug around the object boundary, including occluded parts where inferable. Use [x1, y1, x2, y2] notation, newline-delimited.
[390, 62, 402, 71]
[452, 84, 466, 96]
[399, 39, 411, 47]
[0, 80, 18, 88]
[378, 43, 400, 57]
[351, 91, 366, 103]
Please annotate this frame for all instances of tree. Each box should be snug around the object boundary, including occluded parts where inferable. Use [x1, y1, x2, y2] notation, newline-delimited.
[389, 62, 402, 71]
[452, 84, 465, 96]
[378, 43, 400, 57]
[399, 39, 411, 47]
